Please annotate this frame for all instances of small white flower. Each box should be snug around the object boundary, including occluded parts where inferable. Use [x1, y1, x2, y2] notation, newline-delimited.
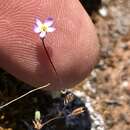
[34, 17, 56, 38]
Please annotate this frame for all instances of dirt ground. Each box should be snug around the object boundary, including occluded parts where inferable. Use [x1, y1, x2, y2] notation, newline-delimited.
[76, 0, 130, 130]
[0, 0, 130, 130]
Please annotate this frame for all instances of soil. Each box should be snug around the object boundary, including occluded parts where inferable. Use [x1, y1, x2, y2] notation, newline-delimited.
[76, 0, 130, 130]
[0, 0, 130, 130]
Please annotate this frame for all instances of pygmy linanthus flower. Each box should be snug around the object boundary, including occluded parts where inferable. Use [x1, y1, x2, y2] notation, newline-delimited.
[34, 17, 56, 38]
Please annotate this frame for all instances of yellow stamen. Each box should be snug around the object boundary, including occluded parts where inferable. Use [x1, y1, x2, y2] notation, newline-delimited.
[40, 24, 48, 32]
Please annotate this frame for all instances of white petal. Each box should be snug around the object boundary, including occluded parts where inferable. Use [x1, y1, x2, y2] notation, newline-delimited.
[36, 18, 42, 26]
[44, 17, 54, 26]
[34, 26, 41, 33]
[39, 31, 46, 38]
[47, 27, 56, 32]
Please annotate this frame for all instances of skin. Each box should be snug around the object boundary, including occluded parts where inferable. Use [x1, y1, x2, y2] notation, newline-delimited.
[0, 0, 99, 90]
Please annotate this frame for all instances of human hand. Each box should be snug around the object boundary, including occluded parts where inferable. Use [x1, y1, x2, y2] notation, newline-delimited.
[0, 0, 99, 90]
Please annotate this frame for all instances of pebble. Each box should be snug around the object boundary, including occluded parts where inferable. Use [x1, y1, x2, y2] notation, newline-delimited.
[98, 6, 108, 17]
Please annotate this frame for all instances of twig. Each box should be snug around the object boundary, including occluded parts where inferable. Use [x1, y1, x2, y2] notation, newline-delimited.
[0, 83, 50, 110]
[104, 99, 122, 106]
[42, 107, 85, 127]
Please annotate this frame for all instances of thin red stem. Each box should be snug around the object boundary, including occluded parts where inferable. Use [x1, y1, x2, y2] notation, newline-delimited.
[41, 39, 61, 85]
